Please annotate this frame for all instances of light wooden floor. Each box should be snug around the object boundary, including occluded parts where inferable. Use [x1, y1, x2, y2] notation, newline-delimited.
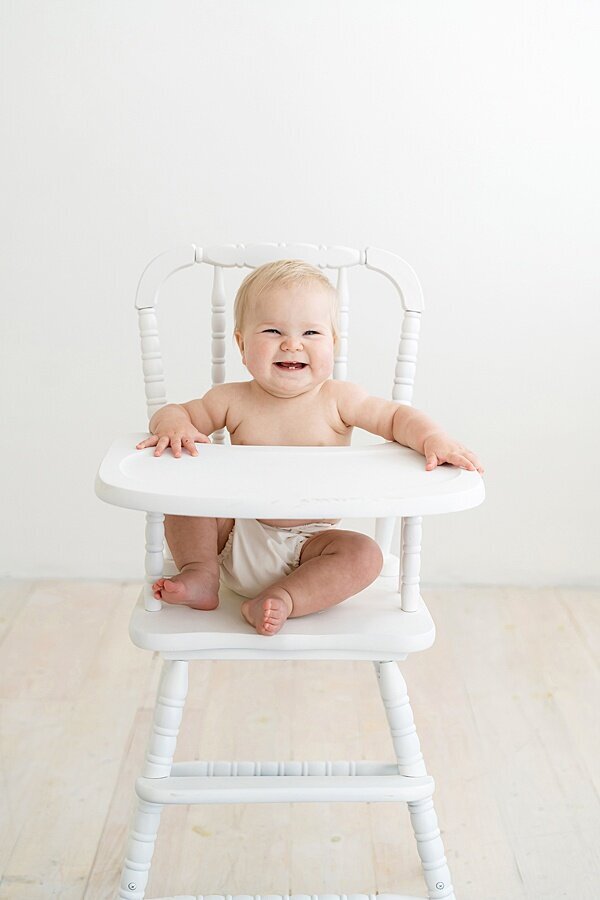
[0, 582, 598, 900]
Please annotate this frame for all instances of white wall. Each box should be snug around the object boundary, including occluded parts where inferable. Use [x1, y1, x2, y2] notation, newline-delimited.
[1, 0, 598, 585]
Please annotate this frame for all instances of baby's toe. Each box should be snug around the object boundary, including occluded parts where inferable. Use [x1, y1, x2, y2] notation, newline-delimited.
[261, 599, 289, 634]
[162, 578, 183, 595]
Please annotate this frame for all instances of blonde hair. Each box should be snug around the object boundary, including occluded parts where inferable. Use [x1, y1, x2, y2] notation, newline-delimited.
[234, 259, 339, 342]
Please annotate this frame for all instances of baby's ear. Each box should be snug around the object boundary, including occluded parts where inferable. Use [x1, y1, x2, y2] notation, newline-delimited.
[234, 330, 245, 360]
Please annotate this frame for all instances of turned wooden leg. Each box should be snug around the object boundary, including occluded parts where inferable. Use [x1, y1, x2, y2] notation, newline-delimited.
[119, 659, 188, 899]
[144, 511, 164, 612]
[377, 660, 456, 900]
[118, 799, 162, 900]
[400, 515, 422, 612]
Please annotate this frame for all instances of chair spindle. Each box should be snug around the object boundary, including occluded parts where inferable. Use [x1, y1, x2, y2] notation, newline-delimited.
[138, 307, 167, 420]
[333, 266, 349, 381]
[211, 265, 227, 444]
[378, 308, 422, 578]
[399, 516, 422, 612]
[393, 309, 421, 406]
[144, 512, 164, 612]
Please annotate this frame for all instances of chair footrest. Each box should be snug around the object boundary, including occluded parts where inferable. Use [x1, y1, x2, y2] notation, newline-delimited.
[149, 895, 427, 900]
[170, 760, 405, 777]
[136, 772, 434, 805]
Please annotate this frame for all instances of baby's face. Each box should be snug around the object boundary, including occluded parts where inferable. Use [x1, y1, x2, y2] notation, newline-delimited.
[235, 283, 336, 398]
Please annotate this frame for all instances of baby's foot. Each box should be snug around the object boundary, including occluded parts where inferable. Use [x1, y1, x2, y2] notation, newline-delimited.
[241, 588, 293, 636]
[152, 563, 220, 610]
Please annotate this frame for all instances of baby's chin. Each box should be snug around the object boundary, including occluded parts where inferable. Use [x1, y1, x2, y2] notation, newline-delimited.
[251, 376, 327, 399]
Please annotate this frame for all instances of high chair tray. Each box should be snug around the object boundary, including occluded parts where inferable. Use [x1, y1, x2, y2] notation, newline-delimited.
[96, 433, 484, 518]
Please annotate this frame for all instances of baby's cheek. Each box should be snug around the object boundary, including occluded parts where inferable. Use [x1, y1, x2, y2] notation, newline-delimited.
[317, 356, 335, 379]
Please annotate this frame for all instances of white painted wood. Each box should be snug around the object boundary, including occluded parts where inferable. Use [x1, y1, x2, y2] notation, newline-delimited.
[408, 798, 455, 900]
[333, 266, 349, 381]
[128, 582, 435, 658]
[169, 760, 400, 776]
[364, 247, 425, 312]
[96, 437, 485, 519]
[136, 772, 434, 805]
[210, 265, 227, 445]
[138, 308, 168, 419]
[378, 662, 426, 778]
[210, 266, 226, 389]
[135, 245, 197, 310]
[377, 662, 455, 900]
[393, 310, 421, 406]
[119, 798, 162, 900]
[119, 661, 189, 900]
[144, 512, 164, 612]
[375, 303, 421, 572]
[132, 245, 425, 419]
[400, 516, 422, 613]
[375, 303, 421, 577]
[200, 242, 362, 269]
[142, 659, 188, 778]
[148, 895, 426, 900]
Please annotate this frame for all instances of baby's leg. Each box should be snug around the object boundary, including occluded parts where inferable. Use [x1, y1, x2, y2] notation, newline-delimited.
[152, 516, 233, 609]
[241, 529, 383, 635]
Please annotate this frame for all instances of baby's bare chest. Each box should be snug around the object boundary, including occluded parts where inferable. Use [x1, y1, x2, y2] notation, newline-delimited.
[226, 391, 350, 447]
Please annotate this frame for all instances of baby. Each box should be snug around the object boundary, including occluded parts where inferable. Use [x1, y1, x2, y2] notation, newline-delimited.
[136, 260, 483, 636]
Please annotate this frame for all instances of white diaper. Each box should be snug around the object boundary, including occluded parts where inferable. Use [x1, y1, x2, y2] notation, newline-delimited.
[218, 519, 338, 598]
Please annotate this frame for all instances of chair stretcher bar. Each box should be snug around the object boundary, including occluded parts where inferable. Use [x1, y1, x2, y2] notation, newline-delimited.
[135, 772, 434, 805]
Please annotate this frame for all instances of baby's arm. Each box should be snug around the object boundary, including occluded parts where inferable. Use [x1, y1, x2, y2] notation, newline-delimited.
[334, 382, 484, 473]
[136, 385, 231, 458]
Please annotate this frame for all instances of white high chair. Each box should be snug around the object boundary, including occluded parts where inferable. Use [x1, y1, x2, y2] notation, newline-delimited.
[96, 243, 485, 900]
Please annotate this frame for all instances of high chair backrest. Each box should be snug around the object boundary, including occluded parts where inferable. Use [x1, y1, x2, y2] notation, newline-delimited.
[135, 243, 425, 435]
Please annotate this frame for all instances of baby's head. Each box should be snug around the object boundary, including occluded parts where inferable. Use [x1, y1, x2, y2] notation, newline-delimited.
[234, 260, 338, 344]
[233, 260, 339, 396]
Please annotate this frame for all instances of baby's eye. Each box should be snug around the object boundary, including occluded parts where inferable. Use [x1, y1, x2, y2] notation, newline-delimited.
[303, 330, 320, 336]
[262, 328, 281, 334]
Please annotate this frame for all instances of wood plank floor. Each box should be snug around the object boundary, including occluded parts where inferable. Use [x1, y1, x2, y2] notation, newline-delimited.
[0, 582, 598, 899]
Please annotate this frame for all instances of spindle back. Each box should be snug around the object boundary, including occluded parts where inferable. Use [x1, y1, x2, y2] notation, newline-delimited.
[135, 243, 425, 436]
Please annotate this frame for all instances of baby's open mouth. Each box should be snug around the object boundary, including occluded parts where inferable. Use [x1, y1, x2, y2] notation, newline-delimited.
[275, 362, 307, 370]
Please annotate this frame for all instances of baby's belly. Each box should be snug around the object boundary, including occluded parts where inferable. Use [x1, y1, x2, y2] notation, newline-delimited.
[257, 518, 341, 528]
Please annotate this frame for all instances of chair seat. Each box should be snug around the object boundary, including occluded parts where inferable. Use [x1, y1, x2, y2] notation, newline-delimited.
[129, 575, 435, 660]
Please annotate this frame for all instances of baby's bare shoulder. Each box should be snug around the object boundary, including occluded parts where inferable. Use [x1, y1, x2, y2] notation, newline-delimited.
[319, 380, 369, 433]
[322, 379, 369, 406]
[204, 381, 250, 401]
[181, 382, 251, 433]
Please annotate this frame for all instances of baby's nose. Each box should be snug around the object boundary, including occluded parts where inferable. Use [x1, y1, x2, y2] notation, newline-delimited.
[281, 335, 303, 351]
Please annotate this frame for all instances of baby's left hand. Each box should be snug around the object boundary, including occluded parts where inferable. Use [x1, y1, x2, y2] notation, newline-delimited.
[423, 433, 484, 474]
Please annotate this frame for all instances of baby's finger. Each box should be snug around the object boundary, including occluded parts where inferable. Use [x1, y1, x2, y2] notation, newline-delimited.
[196, 433, 211, 444]
[171, 436, 182, 458]
[182, 437, 199, 456]
[425, 453, 438, 471]
[449, 452, 476, 470]
[153, 436, 170, 457]
[136, 436, 158, 449]
[464, 450, 484, 474]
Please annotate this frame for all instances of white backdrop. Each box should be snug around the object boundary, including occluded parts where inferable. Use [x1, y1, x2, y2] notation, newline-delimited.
[1, 0, 598, 585]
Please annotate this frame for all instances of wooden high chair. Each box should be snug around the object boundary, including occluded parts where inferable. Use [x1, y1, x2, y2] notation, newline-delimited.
[96, 243, 484, 900]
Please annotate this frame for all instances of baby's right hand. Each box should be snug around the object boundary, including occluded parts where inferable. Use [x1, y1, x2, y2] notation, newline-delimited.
[136, 429, 211, 458]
